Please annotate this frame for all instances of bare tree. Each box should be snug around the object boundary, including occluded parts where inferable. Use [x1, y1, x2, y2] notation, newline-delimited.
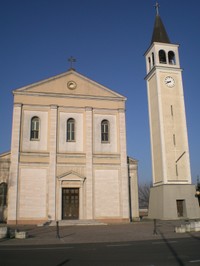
[138, 183, 151, 209]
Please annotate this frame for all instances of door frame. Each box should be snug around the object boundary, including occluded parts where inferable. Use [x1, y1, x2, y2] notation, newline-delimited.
[56, 171, 86, 221]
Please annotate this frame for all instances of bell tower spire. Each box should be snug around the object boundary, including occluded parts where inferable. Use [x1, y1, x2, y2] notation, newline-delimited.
[151, 4, 170, 44]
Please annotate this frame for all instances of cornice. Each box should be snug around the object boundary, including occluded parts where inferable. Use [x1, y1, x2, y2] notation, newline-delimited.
[13, 91, 126, 102]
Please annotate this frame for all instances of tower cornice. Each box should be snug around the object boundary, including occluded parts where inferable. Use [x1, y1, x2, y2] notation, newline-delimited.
[144, 65, 183, 81]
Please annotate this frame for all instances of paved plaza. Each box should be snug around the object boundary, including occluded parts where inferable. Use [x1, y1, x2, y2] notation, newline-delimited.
[0, 220, 200, 246]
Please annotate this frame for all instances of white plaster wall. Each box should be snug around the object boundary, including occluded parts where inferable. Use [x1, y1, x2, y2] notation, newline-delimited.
[22, 110, 48, 152]
[94, 114, 117, 153]
[19, 168, 47, 218]
[94, 170, 120, 217]
[59, 112, 83, 152]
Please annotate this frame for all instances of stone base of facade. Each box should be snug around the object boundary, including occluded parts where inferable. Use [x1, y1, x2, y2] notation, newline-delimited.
[7, 219, 47, 225]
[96, 218, 130, 224]
[148, 184, 200, 220]
[7, 218, 132, 225]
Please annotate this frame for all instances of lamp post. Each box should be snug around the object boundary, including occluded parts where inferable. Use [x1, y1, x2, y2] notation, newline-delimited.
[56, 221, 60, 239]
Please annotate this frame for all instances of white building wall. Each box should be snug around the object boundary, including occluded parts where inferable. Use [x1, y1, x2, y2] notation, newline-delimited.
[94, 169, 120, 217]
[19, 168, 47, 218]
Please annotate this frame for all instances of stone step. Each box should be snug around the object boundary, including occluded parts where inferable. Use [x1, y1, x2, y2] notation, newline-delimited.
[39, 220, 107, 227]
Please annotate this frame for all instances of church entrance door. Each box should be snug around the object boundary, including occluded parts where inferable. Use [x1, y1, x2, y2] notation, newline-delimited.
[62, 188, 79, 220]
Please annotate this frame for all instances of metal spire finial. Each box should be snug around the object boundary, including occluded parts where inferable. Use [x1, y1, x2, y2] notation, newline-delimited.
[68, 56, 76, 70]
[154, 2, 160, 15]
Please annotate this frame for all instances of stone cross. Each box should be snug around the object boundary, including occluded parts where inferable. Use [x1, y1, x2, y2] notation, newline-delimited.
[154, 2, 160, 15]
[68, 56, 76, 70]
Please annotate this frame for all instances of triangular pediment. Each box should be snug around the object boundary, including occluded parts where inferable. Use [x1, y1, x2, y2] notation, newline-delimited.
[57, 170, 86, 182]
[14, 70, 125, 100]
[127, 156, 138, 165]
[0, 151, 11, 160]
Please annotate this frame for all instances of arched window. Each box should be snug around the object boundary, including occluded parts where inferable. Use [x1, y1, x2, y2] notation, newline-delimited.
[101, 120, 109, 142]
[30, 116, 40, 140]
[67, 118, 75, 142]
[168, 51, 176, 65]
[0, 183, 7, 207]
[152, 52, 155, 66]
[148, 57, 151, 70]
[159, 50, 167, 64]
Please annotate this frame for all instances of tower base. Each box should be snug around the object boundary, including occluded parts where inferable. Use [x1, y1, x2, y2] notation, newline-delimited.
[148, 184, 200, 220]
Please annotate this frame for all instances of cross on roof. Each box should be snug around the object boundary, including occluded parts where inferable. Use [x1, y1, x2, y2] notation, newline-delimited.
[154, 2, 160, 15]
[68, 56, 76, 70]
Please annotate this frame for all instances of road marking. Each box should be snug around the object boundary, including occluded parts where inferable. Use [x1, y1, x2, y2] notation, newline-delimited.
[0, 246, 74, 251]
[152, 241, 177, 244]
[189, 259, 200, 263]
[107, 244, 132, 247]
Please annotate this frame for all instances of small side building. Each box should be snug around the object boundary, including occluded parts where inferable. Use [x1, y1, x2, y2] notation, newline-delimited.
[0, 152, 10, 222]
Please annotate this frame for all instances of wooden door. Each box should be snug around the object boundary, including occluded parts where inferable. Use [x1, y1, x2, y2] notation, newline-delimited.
[62, 188, 79, 220]
[176, 200, 184, 217]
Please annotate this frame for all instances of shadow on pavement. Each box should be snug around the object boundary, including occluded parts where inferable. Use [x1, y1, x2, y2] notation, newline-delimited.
[158, 229, 185, 266]
[56, 259, 70, 266]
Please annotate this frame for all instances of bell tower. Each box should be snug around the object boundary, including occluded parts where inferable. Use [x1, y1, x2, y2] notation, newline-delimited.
[145, 4, 200, 219]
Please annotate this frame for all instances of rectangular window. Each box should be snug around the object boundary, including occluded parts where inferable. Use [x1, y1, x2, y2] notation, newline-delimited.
[173, 134, 176, 146]
[67, 118, 75, 142]
[176, 164, 178, 176]
[171, 105, 173, 116]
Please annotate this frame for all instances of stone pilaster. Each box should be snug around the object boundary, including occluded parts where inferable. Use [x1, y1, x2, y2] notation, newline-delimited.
[48, 105, 57, 221]
[127, 157, 139, 220]
[118, 108, 129, 219]
[7, 103, 22, 223]
[85, 107, 93, 219]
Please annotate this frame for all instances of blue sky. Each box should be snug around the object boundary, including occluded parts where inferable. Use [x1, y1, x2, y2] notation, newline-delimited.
[1, 0, 200, 184]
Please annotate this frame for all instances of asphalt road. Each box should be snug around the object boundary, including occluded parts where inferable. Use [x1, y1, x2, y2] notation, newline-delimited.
[1, 237, 200, 266]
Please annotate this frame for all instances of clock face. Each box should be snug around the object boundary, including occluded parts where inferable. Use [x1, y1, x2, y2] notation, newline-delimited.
[164, 76, 175, 87]
[67, 81, 77, 90]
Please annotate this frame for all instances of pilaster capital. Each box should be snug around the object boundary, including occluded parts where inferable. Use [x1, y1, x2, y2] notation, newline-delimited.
[50, 105, 58, 109]
[85, 107, 93, 111]
[14, 103, 22, 108]
[118, 108, 125, 113]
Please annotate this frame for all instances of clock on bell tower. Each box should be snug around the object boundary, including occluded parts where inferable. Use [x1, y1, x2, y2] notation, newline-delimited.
[144, 3, 200, 219]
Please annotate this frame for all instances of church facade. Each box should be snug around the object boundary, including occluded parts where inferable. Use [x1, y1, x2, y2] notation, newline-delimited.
[1, 69, 139, 224]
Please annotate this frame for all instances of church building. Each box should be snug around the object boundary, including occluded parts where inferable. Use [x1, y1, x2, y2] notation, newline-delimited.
[0, 68, 139, 224]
